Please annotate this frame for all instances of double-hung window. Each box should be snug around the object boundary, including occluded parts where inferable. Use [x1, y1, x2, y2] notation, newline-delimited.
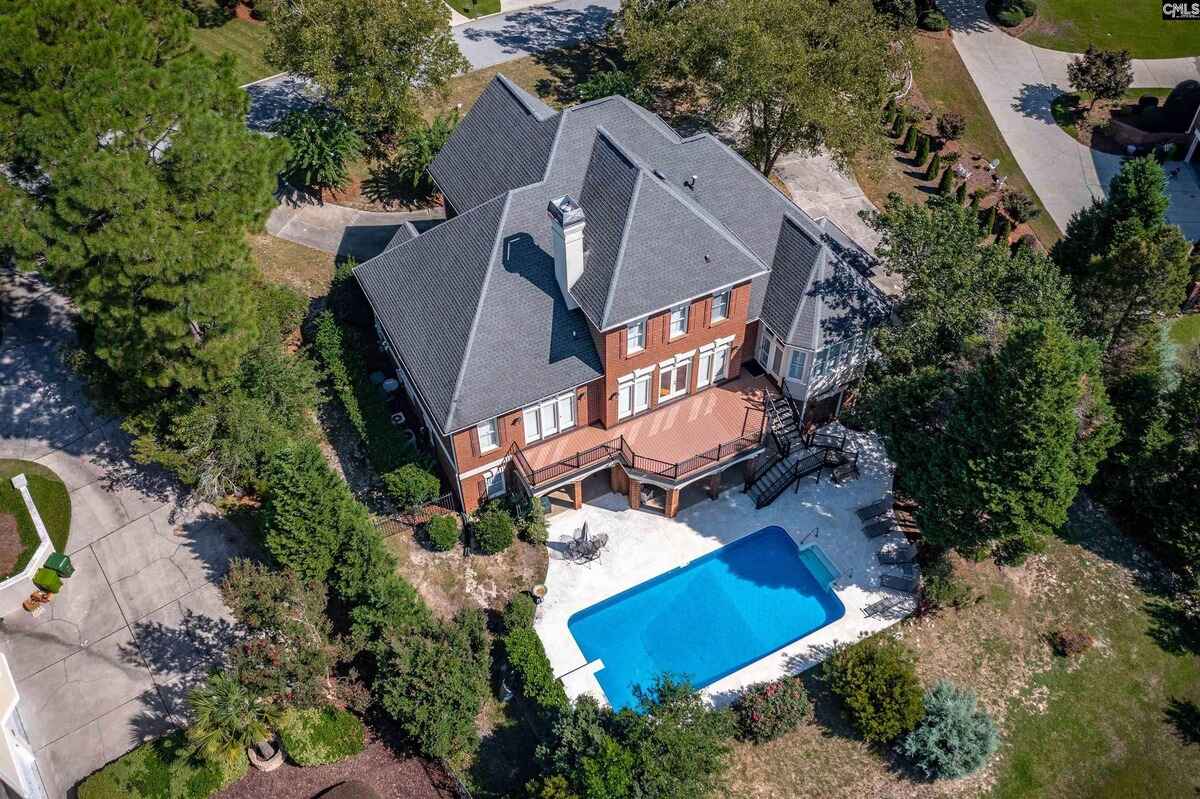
[626, 319, 645, 355]
[787, 350, 806, 381]
[483, 466, 506, 498]
[812, 348, 828, 377]
[522, 391, 576, 443]
[669, 304, 689, 339]
[711, 290, 730, 323]
[476, 418, 499, 453]
[618, 371, 652, 419]
[658, 356, 691, 401]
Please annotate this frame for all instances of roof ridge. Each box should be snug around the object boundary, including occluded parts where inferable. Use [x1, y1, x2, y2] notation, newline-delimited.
[494, 73, 556, 121]
[444, 191, 513, 430]
[596, 169, 645, 329]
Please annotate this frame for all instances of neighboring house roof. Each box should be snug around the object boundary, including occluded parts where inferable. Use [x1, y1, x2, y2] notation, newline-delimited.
[357, 75, 887, 433]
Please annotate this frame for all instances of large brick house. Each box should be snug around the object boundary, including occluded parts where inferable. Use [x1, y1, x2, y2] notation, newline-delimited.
[355, 76, 888, 516]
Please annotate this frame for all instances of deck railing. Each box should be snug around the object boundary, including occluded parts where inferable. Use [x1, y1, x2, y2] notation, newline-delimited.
[510, 404, 767, 489]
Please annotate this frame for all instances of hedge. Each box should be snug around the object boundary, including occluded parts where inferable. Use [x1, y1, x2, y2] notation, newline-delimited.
[504, 626, 568, 711]
[78, 731, 246, 799]
[279, 706, 366, 766]
[473, 507, 515, 554]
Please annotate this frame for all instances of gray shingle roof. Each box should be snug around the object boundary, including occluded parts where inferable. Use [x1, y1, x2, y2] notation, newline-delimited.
[357, 75, 886, 433]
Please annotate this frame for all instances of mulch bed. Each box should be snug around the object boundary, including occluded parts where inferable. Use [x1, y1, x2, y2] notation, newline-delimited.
[0, 513, 23, 577]
[214, 733, 460, 799]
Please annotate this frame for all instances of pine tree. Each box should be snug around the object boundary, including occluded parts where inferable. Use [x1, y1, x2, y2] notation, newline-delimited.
[890, 112, 906, 138]
[938, 168, 956, 196]
[883, 96, 896, 123]
[955, 181, 967, 204]
[902, 125, 918, 152]
[924, 152, 942, 181]
[0, 0, 286, 393]
[914, 134, 930, 167]
[261, 442, 347, 583]
[982, 204, 998, 235]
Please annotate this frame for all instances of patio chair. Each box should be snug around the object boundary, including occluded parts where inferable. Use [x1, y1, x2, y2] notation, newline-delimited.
[880, 573, 918, 593]
[863, 595, 906, 618]
[566, 522, 589, 560]
[580, 532, 609, 563]
[863, 518, 900, 538]
[877, 543, 917, 565]
[855, 496, 893, 521]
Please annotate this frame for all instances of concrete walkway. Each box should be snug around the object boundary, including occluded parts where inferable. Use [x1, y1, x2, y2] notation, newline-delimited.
[0, 271, 250, 798]
[942, 0, 1200, 239]
[453, 0, 619, 70]
[266, 198, 445, 260]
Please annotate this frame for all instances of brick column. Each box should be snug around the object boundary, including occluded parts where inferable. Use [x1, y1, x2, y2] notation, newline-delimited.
[610, 467, 628, 494]
[706, 473, 722, 499]
[628, 478, 641, 510]
[665, 488, 681, 518]
[571, 480, 583, 510]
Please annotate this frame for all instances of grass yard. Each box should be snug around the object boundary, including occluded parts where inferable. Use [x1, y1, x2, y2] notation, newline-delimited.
[727, 498, 1200, 798]
[1020, 1, 1200, 60]
[0, 460, 71, 579]
[248, 233, 337, 299]
[191, 18, 274, 86]
[855, 33, 1062, 247]
[445, 0, 501, 18]
[1167, 314, 1200, 372]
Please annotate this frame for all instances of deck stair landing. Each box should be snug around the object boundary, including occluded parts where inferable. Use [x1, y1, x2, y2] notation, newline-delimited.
[745, 430, 859, 509]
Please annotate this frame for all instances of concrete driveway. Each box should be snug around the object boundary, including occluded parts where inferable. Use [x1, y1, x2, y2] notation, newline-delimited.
[0, 270, 249, 798]
[942, 0, 1200, 239]
[453, 0, 619, 70]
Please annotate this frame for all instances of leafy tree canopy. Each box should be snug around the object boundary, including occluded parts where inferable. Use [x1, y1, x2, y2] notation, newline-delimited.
[621, 0, 910, 174]
[0, 0, 285, 393]
[267, 0, 467, 151]
[1067, 45, 1134, 109]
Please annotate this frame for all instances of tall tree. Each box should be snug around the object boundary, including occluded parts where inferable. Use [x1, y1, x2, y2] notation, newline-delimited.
[267, 0, 467, 150]
[0, 0, 285, 392]
[1067, 45, 1133, 110]
[621, 0, 910, 174]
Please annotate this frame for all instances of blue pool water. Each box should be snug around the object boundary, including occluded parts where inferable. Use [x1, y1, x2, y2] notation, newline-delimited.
[567, 526, 845, 710]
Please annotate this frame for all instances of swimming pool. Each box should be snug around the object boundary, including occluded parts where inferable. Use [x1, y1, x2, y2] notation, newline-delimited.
[567, 526, 846, 710]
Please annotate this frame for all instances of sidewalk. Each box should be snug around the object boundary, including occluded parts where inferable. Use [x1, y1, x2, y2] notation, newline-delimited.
[941, 0, 1200, 239]
[265, 198, 445, 261]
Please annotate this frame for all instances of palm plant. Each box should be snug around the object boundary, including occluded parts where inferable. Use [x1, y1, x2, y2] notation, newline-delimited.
[186, 672, 282, 769]
[272, 107, 363, 192]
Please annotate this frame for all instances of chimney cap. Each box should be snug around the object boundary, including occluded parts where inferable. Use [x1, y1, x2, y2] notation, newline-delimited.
[548, 195, 585, 226]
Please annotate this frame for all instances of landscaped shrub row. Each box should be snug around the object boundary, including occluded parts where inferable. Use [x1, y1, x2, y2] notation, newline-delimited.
[279, 706, 366, 766]
[986, 0, 1036, 27]
[502, 595, 568, 711]
[78, 731, 245, 799]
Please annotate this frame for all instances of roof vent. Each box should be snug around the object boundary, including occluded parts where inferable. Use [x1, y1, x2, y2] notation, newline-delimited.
[652, 169, 666, 180]
[684, 175, 698, 190]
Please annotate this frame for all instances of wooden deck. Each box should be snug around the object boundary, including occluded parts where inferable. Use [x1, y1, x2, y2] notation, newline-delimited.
[521, 374, 774, 479]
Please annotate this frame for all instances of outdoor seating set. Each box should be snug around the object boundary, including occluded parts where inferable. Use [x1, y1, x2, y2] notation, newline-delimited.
[566, 521, 608, 563]
[856, 495, 920, 617]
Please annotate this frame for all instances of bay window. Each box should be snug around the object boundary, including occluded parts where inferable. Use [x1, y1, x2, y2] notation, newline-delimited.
[522, 390, 576, 443]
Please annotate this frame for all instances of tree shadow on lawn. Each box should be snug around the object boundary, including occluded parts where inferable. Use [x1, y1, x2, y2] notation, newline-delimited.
[1165, 697, 1200, 746]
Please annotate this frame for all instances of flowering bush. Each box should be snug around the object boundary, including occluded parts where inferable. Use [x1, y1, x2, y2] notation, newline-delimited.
[733, 677, 812, 743]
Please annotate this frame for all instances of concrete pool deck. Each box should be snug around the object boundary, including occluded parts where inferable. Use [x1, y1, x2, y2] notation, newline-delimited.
[536, 427, 916, 708]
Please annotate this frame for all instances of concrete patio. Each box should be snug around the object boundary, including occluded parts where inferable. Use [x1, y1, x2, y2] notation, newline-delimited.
[535, 426, 915, 708]
[1, 270, 249, 797]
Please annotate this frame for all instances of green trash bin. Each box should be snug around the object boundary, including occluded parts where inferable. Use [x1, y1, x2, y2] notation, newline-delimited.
[44, 553, 74, 578]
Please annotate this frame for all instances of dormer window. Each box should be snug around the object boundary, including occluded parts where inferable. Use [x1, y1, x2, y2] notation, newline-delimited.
[669, 304, 689, 339]
[627, 319, 645, 355]
[711, 290, 730, 322]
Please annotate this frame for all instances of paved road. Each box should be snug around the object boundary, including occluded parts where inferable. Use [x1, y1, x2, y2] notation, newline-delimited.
[943, 0, 1200, 240]
[0, 270, 249, 798]
[453, 0, 619, 70]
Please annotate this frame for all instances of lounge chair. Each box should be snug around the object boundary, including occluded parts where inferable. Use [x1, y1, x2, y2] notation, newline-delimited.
[880, 573, 918, 593]
[855, 496, 893, 521]
[863, 518, 900, 538]
[863, 595, 905, 618]
[877, 543, 917, 565]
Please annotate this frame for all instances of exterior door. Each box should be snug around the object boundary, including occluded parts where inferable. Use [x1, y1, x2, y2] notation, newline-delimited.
[770, 337, 785, 378]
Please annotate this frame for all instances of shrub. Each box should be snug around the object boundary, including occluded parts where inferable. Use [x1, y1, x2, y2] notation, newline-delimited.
[78, 731, 244, 799]
[368, 112, 458, 201]
[261, 441, 344, 583]
[902, 125, 918, 152]
[822, 636, 925, 743]
[901, 681, 999, 779]
[995, 216, 1012, 239]
[349, 572, 432, 650]
[918, 10, 948, 30]
[981, 203, 998, 235]
[503, 593, 537, 633]
[271, 107, 362, 192]
[577, 68, 651, 106]
[505, 625, 569, 711]
[1002, 189, 1041, 223]
[1012, 233, 1039, 255]
[733, 677, 812, 743]
[955, 180, 968, 204]
[279, 706, 366, 766]
[1050, 627, 1094, 657]
[994, 6, 1024, 26]
[333, 507, 399, 603]
[883, 96, 896, 121]
[425, 514, 459, 551]
[914, 134, 930, 166]
[383, 463, 440, 513]
[187, 672, 282, 770]
[924, 152, 942, 181]
[937, 168, 955, 195]
[521, 496, 549, 545]
[937, 111, 967, 141]
[1016, 0, 1037, 16]
[890, 111, 906, 138]
[921, 554, 973, 609]
[474, 507, 515, 554]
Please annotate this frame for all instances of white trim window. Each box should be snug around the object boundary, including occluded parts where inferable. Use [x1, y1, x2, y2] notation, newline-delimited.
[618, 372, 652, 419]
[658, 357, 692, 401]
[787, 350, 807, 381]
[522, 391, 576, 443]
[476, 418, 499, 453]
[711, 290, 730, 323]
[484, 466, 506, 498]
[697, 343, 731, 389]
[669, 304, 689, 339]
[812, 347, 829, 377]
[626, 319, 645, 355]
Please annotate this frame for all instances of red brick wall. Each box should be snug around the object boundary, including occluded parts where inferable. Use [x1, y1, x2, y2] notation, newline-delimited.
[594, 282, 751, 427]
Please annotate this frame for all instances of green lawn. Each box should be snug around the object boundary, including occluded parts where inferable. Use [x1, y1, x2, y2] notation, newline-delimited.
[445, 0, 501, 18]
[0, 460, 71, 579]
[1167, 314, 1200, 371]
[190, 18, 274, 86]
[1022, 1, 1200, 59]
